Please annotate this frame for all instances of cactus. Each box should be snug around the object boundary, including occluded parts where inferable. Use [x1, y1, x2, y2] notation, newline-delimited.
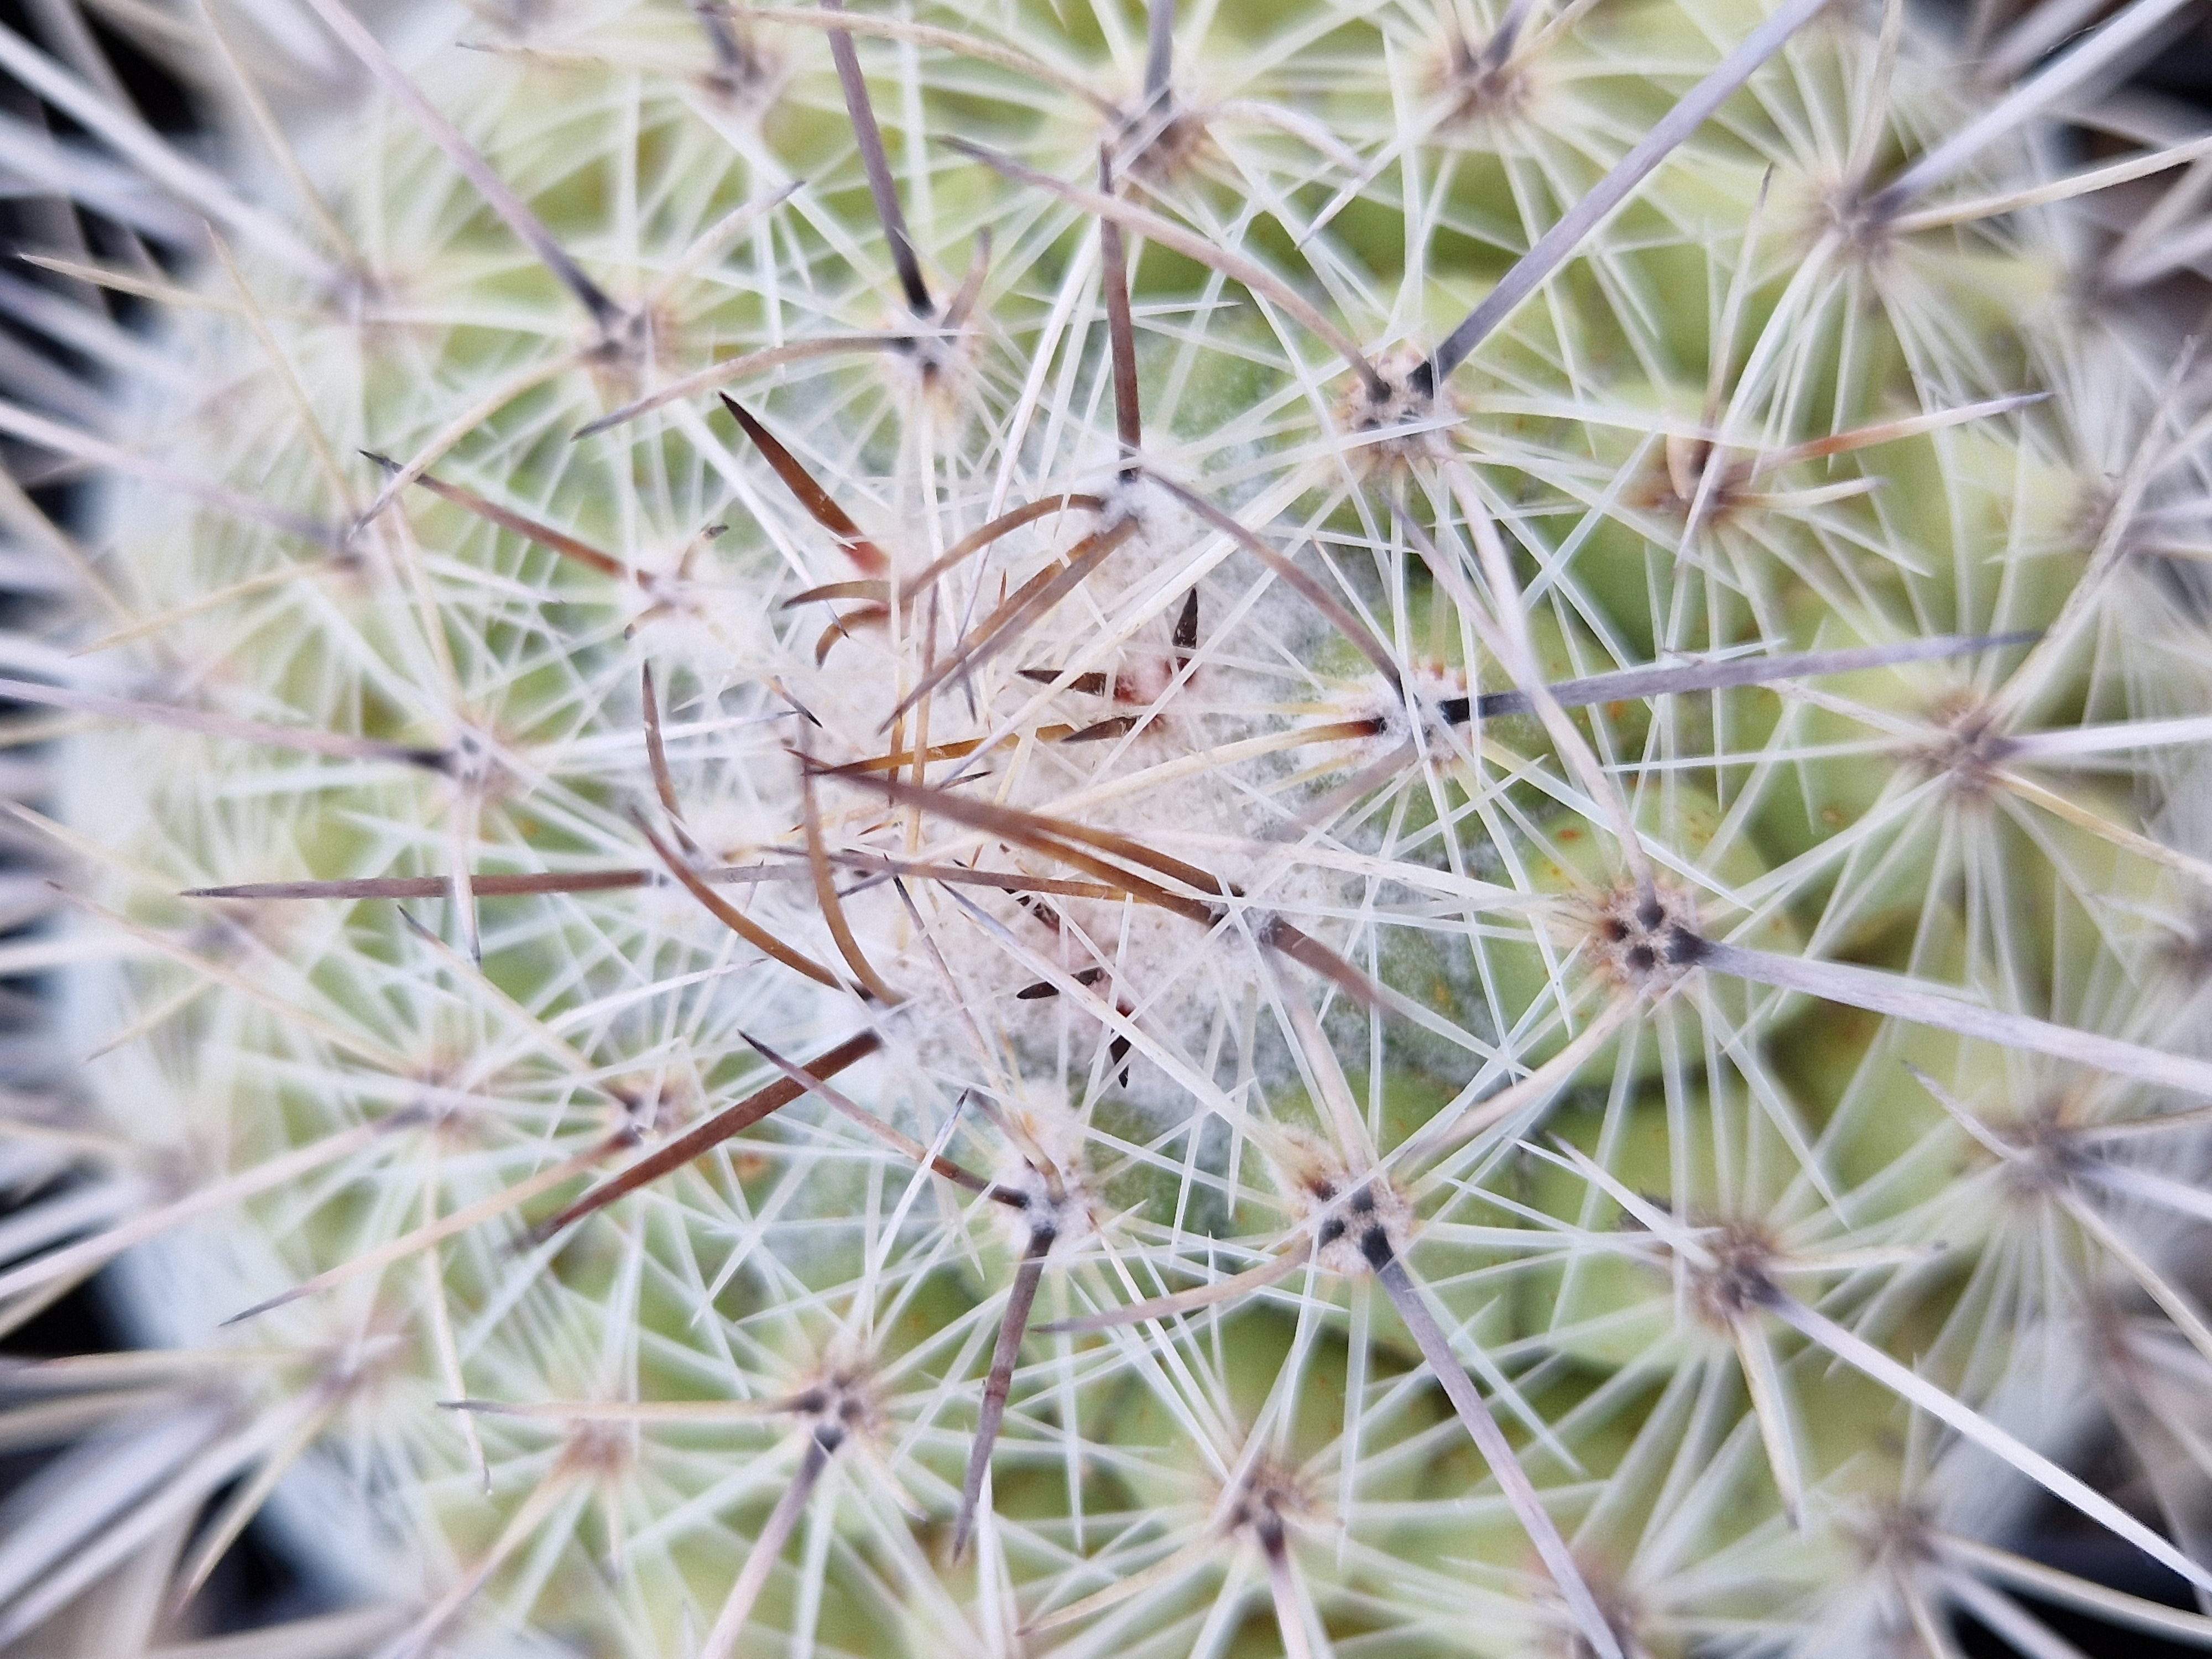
[6, 0, 2212, 1652]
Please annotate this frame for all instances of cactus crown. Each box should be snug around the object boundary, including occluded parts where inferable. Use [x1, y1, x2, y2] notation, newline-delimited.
[7, 0, 2212, 1655]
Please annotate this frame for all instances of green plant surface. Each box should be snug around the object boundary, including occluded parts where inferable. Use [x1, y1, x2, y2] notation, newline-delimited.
[6, 0, 2212, 1656]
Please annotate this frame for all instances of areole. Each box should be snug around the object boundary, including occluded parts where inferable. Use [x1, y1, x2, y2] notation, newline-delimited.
[2, 0, 2211, 1655]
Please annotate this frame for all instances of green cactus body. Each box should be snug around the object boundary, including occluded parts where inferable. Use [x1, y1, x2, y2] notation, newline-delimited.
[12, 0, 2212, 1654]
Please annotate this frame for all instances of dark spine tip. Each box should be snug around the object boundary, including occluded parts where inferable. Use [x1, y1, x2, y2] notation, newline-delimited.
[1172, 588, 1199, 655]
[1097, 146, 1144, 467]
[890, 237, 932, 319]
[1478, 13, 1520, 69]
[1014, 894, 1064, 932]
[360, 450, 403, 476]
[1857, 178, 1906, 230]
[1064, 717, 1141, 745]
[508, 1218, 565, 1256]
[824, 4, 933, 318]
[1357, 1225, 1394, 1270]
[578, 285, 628, 342]
[692, 0, 753, 81]
[1143, 0, 1175, 102]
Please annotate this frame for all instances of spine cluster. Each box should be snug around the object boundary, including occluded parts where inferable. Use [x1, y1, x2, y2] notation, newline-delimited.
[3, 0, 2212, 1656]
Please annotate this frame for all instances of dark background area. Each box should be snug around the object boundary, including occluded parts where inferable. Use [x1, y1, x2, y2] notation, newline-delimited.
[0, 0, 2208, 1651]
[2134, 6, 2212, 103]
